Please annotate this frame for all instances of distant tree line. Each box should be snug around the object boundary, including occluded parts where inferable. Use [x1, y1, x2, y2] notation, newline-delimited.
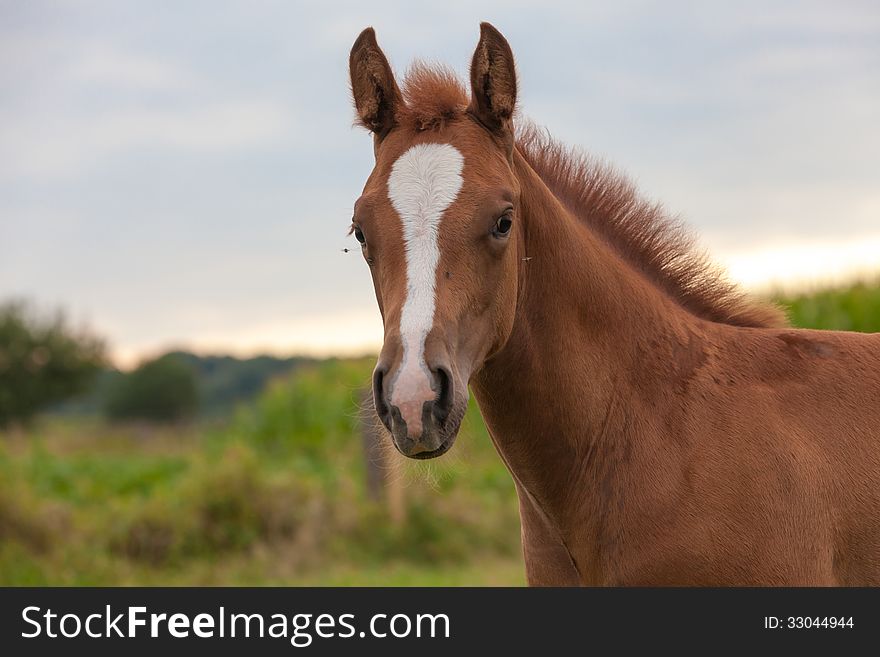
[0, 300, 313, 427]
[2, 277, 878, 429]
[98, 352, 311, 422]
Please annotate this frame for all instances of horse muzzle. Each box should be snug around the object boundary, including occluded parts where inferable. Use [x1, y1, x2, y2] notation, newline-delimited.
[372, 359, 465, 459]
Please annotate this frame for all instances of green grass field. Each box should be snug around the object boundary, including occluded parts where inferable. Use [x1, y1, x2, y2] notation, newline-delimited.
[1, 279, 877, 585]
[0, 358, 524, 585]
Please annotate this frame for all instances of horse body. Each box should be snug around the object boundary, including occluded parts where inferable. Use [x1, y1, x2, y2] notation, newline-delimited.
[472, 149, 880, 585]
[480, 323, 880, 586]
[348, 23, 880, 585]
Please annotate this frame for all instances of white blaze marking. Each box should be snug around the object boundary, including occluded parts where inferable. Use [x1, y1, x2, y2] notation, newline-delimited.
[386, 143, 464, 436]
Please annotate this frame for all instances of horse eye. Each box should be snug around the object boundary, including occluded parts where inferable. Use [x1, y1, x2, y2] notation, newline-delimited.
[353, 226, 366, 245]
[492, 213, 513, 238]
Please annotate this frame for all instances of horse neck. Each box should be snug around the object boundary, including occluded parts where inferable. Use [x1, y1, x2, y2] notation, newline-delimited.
[471, 147, 704, 529]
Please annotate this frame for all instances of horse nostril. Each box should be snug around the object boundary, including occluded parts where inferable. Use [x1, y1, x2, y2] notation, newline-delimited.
[433, 365, 454, 423]
[372, 365, 392, 430]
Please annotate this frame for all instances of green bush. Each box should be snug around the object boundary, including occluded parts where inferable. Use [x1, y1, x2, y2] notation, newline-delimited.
[104, 354, 198, 422]
[777, 278, 880, 332]
[110, 444, 309, 564]
[233, 357, 373, 457]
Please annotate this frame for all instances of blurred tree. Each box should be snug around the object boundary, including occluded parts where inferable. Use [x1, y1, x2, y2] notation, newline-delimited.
[0, 301, 105, 427]
[104, 354, 198, 423]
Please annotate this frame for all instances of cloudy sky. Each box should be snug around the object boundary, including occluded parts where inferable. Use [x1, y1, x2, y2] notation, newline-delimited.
[1, 1, 878, 366]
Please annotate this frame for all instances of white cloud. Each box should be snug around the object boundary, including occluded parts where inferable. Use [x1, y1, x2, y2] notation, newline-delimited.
[65, 46, 194, 91]
[0, 34, 193, 93]
[704, 0, 880, 36]
[0, 31, 296, 179]
[0, 100, 294, 179]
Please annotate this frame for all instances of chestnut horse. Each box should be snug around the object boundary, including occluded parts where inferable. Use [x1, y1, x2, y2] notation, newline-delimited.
[348, 23, 880, 585]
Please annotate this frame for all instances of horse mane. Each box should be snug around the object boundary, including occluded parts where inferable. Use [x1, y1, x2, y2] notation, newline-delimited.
[517, 126, 786, 328]
[397, 65, 786, 329]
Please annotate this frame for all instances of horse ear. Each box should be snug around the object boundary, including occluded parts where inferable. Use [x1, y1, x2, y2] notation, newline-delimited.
[349, 27, 402, 139]
[468, 22, 517, 136]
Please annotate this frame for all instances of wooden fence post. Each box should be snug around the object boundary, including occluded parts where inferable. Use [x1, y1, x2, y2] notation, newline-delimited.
[359, 388, 405, 525]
